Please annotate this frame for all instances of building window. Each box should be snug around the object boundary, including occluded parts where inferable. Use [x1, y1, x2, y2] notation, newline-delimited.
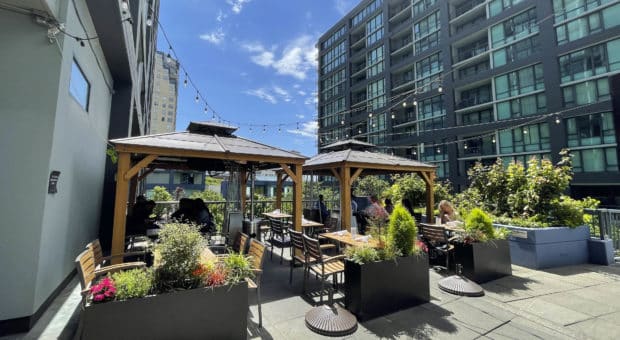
[572, 147, 618, 172]
[463, 135, 496, 157]
[458, 84, 492, 109]
[321, 40, 347, 75]
[497, 93, 547, 120]
[562, 78, 610, 106]
[352, 0, 383, 27]
[367, 45, 385, 78]
[413, 0, 438, 16]
[556, 4, 620, 45]
[493, 35, 540, 67]
[421, 143, 447, 161]
[559, 38, 620, 83]
[414, 31, 440, 55]
[69, 59, 90, 111]
[566, 112, 616, 147]
[553, 0, 616, 22]
[366, 13, 384, 46]
[494, 64, 544, 100]
[321, 25, 346, 50]
[499, 123, 550, 154]
[489, 0, 525, 17]
[418, 95, 445, 120]
[490, 8, 538, 48]
[501, 153, 550, 167]
[414, 10, 440, 40]
[367, 78, 386, 110]
[462, 109, 494, 125]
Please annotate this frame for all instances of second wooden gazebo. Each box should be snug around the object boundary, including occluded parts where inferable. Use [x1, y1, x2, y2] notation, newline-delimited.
[277, 140, 437, 231]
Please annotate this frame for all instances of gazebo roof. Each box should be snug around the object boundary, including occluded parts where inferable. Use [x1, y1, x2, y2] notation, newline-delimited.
[321, 139, 375, 151]
[110, 121, 307, 171]
[303, 148, 436, 174]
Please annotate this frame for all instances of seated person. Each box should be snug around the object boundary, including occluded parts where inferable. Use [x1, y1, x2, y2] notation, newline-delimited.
[401, 198, 414, 216]
[384, 198, 394, 215]
[171, 198, 193, 222]
[364, 195, 389, 220]
[193, 198, 214, 233]
[315, 194, 330, 223]
[438, 200, 457, 224]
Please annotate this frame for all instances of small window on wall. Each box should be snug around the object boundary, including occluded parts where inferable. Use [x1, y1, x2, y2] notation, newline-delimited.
[69, 59, 90, 111]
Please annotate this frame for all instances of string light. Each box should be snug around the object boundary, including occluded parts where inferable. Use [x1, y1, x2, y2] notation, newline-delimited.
[183, 73, 188, 87]
[438, 86, 443, 93]
[204, 107, 208, 114]
[464, 144, 468, 149]
[391, 113, 395, 119]
[263, 125, 266, 133]
[195, 93, 199, 103]
[413, 100, 417, 106]
[368, 113, 373, 118]
[523, 129, 528, 134]
[555, 116, 561, 124]
[492, 137, 496, 143]
[146, 15, 153, 26]
[121, 0, 128, 12]
[402, 102, 407, 107]
[341, 120, 345, 125]
[278, 125, 282, 133]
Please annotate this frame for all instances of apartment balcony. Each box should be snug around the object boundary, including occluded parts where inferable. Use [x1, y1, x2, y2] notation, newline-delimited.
[390, 35, 413, 54]
[390, 16, 414, 35]
[455, 43, 488, 64]
[452, 11, 486, 35]
[457, 96, 492, 110]
[388, 1, 412, 22]
[453, 0, 486, 19]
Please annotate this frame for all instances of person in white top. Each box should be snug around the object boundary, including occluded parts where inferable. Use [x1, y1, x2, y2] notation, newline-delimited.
[350, 191, 358, 231]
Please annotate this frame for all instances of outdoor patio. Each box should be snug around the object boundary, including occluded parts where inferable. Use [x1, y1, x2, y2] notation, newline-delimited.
[4, 246, 620, 340]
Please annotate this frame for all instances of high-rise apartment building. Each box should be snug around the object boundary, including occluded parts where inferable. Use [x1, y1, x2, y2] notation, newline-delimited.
[149, 51, 179, 134]
[318, 0, 620, 205]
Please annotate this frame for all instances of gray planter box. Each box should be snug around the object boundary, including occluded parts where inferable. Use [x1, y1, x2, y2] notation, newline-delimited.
[588, 238, 615, 265]
[344, 254, 430, 321]
[80, 282, 248, 340]
[496, 224, 590, 269]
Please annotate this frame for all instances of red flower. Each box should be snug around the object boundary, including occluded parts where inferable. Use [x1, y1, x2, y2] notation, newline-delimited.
[416, 240, 428, 253]
[90, 277, 116, 303]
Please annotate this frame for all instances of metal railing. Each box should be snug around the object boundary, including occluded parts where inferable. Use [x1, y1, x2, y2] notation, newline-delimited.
[585, 208, 620, 251]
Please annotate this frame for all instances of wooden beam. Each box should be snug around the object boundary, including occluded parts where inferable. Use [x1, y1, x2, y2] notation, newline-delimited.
[293, 164, 303, 233]
[275, 172, 283, 209]
[240, 169, 247, 215]
[426, 172, 435, 223]
[128, 177, 138, 209]
[124, 154, 157, 180]
[279, 163, 298, 182]
[418, 171, 432, 186]
[137, 168, 155, 181]
[341, 166, 352, 232]
[111, 152, 131, 264]
[349, 168, 364, 186]
[330, 168, 341, 182]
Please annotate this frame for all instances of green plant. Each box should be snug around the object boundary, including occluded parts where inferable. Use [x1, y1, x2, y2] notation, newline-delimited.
[387, 205, 418, 256]
[223, 252, 254, 285]
[353, 175, 390, 198]
[386, 175, 453, 208]
[151, 186, 173, 216]
[345, 246, 380, 265]
[190, 189, 225, 226]
[154, 223, 205, 292]
[111, 269, 153, 300]
[464, 208, 495, 242]
[106, 146, 118, 164]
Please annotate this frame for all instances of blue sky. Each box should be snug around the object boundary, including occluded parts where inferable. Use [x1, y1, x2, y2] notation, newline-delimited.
[158, 0, 359, 157]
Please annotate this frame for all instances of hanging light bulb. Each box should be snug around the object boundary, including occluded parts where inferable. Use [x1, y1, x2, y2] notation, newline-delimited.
[368, 113, 373, 118]
[523, 129, 528, 134]
[195, 93, 199, 103]
[391, 113, 395, 119]
[212, 111, 216, 120]
[249, 127, 253, 133]
[413, 100, 417, 106]
[412, 149, 417, 155]
[464, 144, 468, 150]
[146, 15, 153, 27]
[372, 123, 376, 128]
[183, 73, 188, 87]
[278, 126, 282, 133]
[341, 120, 345, 125]
[121, 0, 129, 12]
[166, 53, 172, 64]
[438, 86, 443, 93]
[263, 125, 266, 133]
[555, 116, 561, 124]
[358, 128, 362, 134]
[437, 147, 441, 154]
[492, 137, 496, 143]
[402, 102, 407, 107]
[296, 122, 300, 130]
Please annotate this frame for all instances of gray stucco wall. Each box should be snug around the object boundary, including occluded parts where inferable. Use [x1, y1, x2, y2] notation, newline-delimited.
[0, 0, 112, 320]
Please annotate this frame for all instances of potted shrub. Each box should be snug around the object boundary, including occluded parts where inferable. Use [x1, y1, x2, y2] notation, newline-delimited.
[344, 205, 430, 321]
[79, 223, 250, 340]
[456, 151, 600, 269]
[452, 209, 512, 283]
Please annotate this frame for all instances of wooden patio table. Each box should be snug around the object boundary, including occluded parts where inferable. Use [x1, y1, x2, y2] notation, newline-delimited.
[262, 211, 293, 219]
[320, 231, 382, 248]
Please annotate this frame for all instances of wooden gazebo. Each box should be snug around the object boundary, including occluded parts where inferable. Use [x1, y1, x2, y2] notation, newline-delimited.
[109, 122, 307, 261]
[279, 140, 437, 231]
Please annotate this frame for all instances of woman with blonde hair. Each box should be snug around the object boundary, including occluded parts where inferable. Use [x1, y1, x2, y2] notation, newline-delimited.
[438, 200, 456, 224]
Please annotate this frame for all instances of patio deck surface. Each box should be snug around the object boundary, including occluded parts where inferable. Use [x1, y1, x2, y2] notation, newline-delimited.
[3, 247, 620, 340]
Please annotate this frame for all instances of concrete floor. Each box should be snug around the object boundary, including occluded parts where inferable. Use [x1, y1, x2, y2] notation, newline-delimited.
[4, 247, 620, 339]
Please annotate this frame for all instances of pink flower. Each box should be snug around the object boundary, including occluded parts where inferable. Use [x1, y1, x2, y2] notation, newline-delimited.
[93, 294, 105, 302]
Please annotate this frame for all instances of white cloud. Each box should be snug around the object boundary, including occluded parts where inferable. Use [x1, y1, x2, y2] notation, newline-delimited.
[288, 121, 318, 138]
[295, 114, 305, 119]
[244, 88, 277, 104]
[241, 35, 318, 80]
[227, 0, 251, 14]
[244, 86, 294, 104]
[199, 28, 225, 45]
[335, 0, 356, 15]
[293, 84, 301, 89]
[297, 90, 307, 96]
[216, 10, 227, 22]
[304, 91, 318, 106]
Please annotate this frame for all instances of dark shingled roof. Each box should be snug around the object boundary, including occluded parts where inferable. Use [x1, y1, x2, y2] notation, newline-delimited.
[304, 149, 436, 170]
[110, 121, 307, 161]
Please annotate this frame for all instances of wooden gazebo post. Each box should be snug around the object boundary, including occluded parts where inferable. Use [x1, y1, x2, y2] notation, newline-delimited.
[420, 171, 435, 223]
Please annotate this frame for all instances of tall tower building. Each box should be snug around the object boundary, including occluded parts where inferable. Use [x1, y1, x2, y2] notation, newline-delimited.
[317, 0, 620, 205]
[149, 51, 179, 133]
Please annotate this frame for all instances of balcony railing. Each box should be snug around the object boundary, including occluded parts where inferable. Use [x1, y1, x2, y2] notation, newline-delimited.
[457, 44, 488, 62]
[457, 96, 492, 109]
[391, 36, 413, 53]
[454, 0, 485, 17]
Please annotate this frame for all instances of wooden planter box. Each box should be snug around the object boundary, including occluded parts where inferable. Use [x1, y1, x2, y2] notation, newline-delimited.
[453, 240, 512, 283]
[496, 224, 590, 269]
[80, 282, 248, 340]
[344, 254, 430, 321]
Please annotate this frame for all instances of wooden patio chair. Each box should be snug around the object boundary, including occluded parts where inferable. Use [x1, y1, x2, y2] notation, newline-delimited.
[302, 234, 345, 304]
[419, 224, 456, 270]
[246, 239, 267, 328]
[268, 218, 291, 264]
[288, 230, 308, 286]
[211, 232, 250, 255]
[86, 239, 146, 272]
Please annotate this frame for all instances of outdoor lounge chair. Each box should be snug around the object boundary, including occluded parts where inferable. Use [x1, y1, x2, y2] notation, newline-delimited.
[302, 234, 345, 304]
[247, 239, 267, 328]
[289, 230, 308, 286]
[211, 232, 249, 255]
[268, 218, 292, 264]
[86, 239, 146, 272]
